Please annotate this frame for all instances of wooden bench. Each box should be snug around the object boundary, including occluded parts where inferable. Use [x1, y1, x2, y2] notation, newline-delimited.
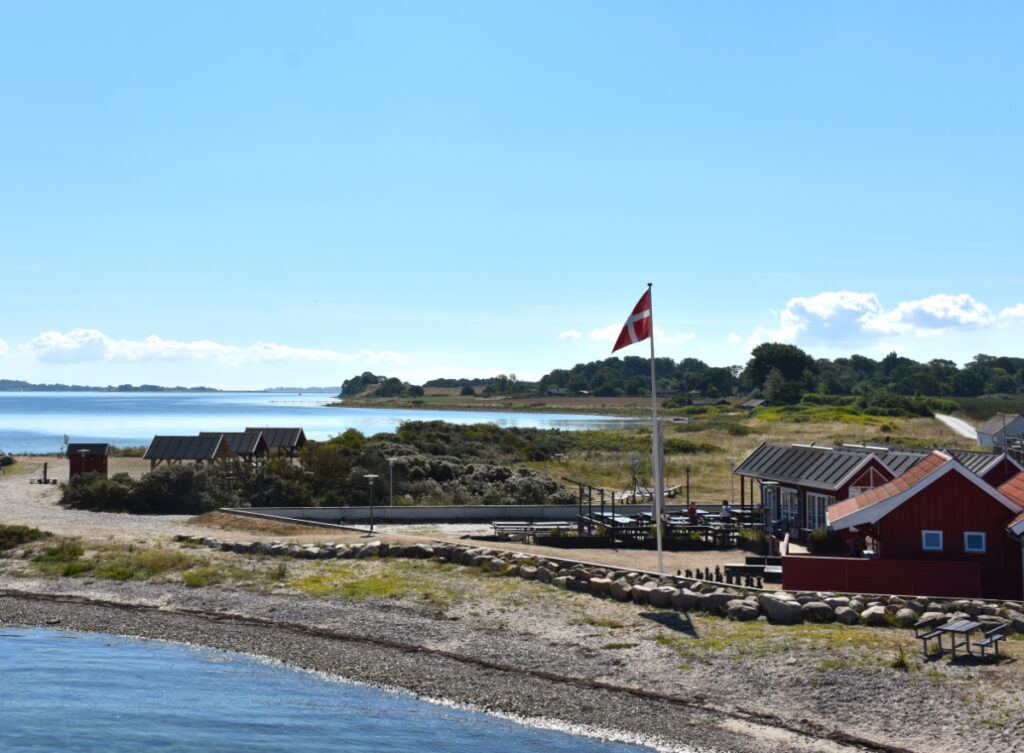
[914, 616, 945, 656]
[974, 624, 1009, 659]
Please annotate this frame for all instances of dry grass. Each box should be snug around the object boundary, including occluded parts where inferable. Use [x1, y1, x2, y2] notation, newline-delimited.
[188, 511, 315, 537]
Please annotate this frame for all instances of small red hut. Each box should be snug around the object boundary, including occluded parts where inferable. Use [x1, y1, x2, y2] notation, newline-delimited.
[66, 443, 111, 478]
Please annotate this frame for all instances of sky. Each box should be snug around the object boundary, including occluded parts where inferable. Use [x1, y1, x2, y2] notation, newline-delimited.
[3, 2, 1023, 389]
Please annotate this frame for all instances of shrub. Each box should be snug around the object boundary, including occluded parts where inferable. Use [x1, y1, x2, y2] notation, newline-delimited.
[806, 528, 843, 555]
[0, 524, 49, 552]
[0, 454, 15, 467]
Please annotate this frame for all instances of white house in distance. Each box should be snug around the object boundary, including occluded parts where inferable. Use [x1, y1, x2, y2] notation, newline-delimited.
[976, 414, 1024, 449]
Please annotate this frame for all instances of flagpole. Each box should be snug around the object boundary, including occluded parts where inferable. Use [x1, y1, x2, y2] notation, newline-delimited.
[647, 282, 664, 575]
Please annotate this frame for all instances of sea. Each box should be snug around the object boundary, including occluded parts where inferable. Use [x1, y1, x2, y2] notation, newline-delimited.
[0, 626, 666, 753]
[0, 391, 632, 454]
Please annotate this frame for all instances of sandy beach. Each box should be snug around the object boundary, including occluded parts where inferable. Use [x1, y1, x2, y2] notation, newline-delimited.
[2, 458, 1022, 753]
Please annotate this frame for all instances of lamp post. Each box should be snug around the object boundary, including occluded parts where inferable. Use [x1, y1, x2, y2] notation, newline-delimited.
[364, 474, 379, 532]
[79, 448, 90, 477]
[387, 457, 396, 506]
[728, 457, 736, 513]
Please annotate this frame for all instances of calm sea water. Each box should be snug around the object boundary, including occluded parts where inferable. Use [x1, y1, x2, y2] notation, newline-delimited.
[0, 627, 664, 753]
[0, 392, 630, 454]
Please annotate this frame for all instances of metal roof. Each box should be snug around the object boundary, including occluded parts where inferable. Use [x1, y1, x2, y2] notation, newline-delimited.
[244, 427, 306, 450]
[733, 442, 879, 491]
[199, 430, 268, 456]
[143, 435, 231, 461]
[65, 443, 111, 457]
[977, 414, 1024, 437]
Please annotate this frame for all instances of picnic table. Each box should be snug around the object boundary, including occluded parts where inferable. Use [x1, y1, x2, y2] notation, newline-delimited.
[939, 619, 984, 658]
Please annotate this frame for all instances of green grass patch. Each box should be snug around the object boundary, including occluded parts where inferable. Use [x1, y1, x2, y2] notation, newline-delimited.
[0, 524, 50, 552]
[602, 642, 639, 649]
[182, 566, 226, 587]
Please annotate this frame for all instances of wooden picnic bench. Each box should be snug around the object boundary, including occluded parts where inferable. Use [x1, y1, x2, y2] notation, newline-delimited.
[914, 616, 946, 655]
[974, 624, 1009, 659]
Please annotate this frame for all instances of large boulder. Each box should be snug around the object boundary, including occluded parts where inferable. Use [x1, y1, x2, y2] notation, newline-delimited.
[649, 586, 679, 609]
[860, 605, 888, 626]
[536, 567, 554, 584]
[589, 577, 613, 596]
[834, 606, 859, 625]
[725, 599, 759, 621]
[671, 588, 702, 612]
[758, 595, 803, 624]
[1006, 608, 1024, 635]
[631, 584, 654, 605]
[610, 579, 633, 602]
[703, 589, 741, 615]
[894, 607, 919, 628]
[801, 601, 834, 624]
[519, 565, 538, 581]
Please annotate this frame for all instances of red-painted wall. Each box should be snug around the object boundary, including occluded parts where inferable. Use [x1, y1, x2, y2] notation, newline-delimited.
[69, 456, 108, 478]
[875, 471, 1023, 600]
[782, 555, 983, 598]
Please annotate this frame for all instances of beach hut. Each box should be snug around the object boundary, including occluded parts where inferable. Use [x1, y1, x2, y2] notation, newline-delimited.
[66, 443, 111, 478]
[199, 430, 269, 462]
[245, 427, 306, 459]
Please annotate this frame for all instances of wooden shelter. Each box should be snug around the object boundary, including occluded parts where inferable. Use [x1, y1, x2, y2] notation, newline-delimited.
[245, 427, 306, 458]
[143, 435, 233, 470]
[199, 430, 269, 462]
[66, 443, 111, 478]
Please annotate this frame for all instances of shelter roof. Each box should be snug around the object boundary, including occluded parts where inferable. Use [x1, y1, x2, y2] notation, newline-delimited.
[65, 443, 111, 457]
[143, 435, 231, 461]
[245, 427, 306, 450]
[733, 442, 886, 492]
[199, 430, 267, 456]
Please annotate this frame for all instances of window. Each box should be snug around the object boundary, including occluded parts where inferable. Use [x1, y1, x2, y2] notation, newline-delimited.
[964, 532, 986, 553]
[922, 530, 943, 551]
[780, 488, 799, 528]
[807, 492, 835, 530]
[761, 485, 778, 519]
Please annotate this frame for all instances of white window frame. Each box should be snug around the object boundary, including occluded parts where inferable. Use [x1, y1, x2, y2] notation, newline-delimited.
[779, 487, 799, 526]
[806, 492, 835, 531]
[761, 485, 779, 519]
[963, 531, 986, 554]
[922, 529, 943, 552]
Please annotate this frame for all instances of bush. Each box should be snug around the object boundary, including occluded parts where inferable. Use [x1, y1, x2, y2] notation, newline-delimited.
[460, 386, 476, 396]
[0, 524, 49, 552]
[806, 528, 843, 555]
[0, 454, 15, 467]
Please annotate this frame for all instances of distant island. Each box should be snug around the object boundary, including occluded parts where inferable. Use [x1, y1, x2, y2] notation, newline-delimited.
[0, 380, 340, 393]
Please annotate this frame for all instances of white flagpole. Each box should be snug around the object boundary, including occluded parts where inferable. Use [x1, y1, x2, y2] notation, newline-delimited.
[647, 282, 664, 574]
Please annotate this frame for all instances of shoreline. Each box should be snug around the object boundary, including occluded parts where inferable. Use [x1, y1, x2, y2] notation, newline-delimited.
[0, 581, 906, 753]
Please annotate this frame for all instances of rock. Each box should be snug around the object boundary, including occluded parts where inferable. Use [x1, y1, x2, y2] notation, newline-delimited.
[589, 577, 612, 596]
[536, 568, 554, 584]
[920, 611, 948, 626]
[552, 575, 570, 590]
[894, 608, 918, 628]
[356, 542, 380, 559]
[758, 595, 803, 624]
[703, 589, 741, 615]
[860, 605, 888, 626]
[408, 544, 434, 559]
[631, 584, 653, 605]
[978, 615, 1008, 629]
[802, 601, 834, 623]
[725, 599, 759, 621]
[519, 565, 538, 581]
[505, 564, 520, 577]
[671, 588, 701, 612]
[834, 606, 860, 625]
[610, 579, 633, 602]
[823, 596, 850, 610]
[1005, 608, 1024, 635]
[649, 586, 678, 608]
[569, 577, 590, 593]
[388, 545, 406, 558]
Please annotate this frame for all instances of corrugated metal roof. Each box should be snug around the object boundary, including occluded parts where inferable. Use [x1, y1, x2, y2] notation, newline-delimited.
[977, 414, 1024, 436]
[199, 430, 267, 456]
[144, 435, 231, 461]
[65, 443, 111, 457]
[245, 427, 306, 450]
[733, 442, 876, 491]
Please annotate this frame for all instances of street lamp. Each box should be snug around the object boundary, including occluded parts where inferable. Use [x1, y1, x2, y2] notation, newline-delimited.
[387, 458, 396, 506]
[364, 474, 379, 532]
[79, 448, 90, 477]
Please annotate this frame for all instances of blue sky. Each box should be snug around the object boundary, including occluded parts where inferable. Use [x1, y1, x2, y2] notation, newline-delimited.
[3, 2, 1023, 389]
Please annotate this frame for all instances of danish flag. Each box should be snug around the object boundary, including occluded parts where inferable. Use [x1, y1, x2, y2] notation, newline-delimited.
[612, 288, 652, 352]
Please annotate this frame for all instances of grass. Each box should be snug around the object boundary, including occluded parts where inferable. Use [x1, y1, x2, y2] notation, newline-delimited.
[188, 511, 314, 537]
[0, 524, 50, 552]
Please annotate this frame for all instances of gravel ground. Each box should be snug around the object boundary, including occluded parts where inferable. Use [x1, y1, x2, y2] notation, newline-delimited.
[2, 462, 1023, 753]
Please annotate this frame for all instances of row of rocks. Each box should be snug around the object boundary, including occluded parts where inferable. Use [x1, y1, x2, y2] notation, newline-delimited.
[177, 535, 1024, 634]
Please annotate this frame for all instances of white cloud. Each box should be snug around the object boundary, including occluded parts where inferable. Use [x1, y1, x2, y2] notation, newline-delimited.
[657, 327, 695, 345]
[587, 324, 621, 342]
[559, 330, 582, 340]
[20, 329, 406, 366]
[750, 292, 998, 349]
[865, 294, 994, 336]
[999, 303, 1024, 322]
[0, 338, 7, 356]
[727, 333, 742, 344]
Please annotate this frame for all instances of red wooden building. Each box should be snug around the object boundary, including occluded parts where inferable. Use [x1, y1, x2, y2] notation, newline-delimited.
[782, 451, 1024, 599]
[66, 443, 111, 478]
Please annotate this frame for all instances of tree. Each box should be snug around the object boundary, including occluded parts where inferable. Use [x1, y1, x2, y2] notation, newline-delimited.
[743, 343, 816, 390]
[763, 368, 804, 404]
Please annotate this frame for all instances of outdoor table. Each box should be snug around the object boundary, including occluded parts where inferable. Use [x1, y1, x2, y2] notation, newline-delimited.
[938, 619, 984, 658]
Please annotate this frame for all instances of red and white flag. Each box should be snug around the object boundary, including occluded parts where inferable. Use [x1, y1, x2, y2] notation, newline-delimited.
[612, 289, 652, 352]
